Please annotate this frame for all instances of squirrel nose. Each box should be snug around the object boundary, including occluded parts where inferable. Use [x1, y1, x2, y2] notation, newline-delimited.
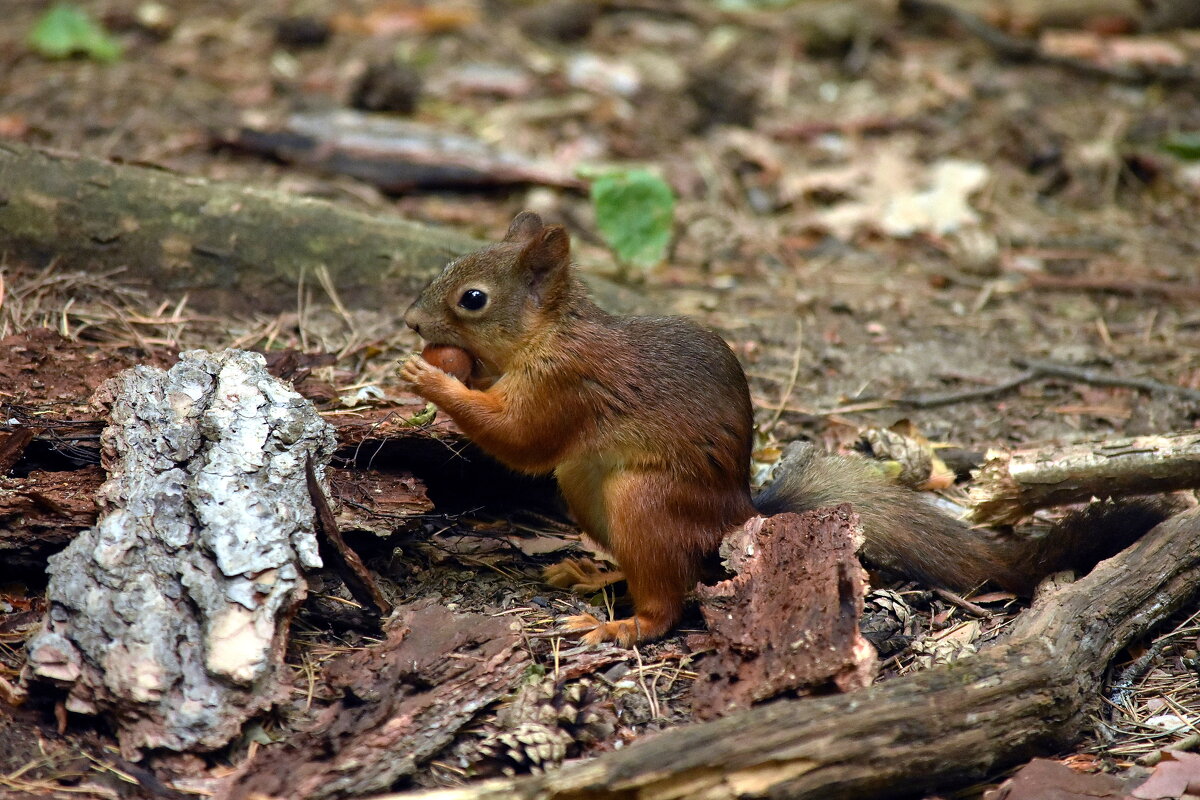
[403, 305, 422, 335]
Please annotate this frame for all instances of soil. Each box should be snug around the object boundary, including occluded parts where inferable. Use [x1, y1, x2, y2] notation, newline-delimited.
[2, 0, 1200, 797]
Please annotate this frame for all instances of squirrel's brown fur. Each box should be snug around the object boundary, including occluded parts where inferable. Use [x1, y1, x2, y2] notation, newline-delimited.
[401, 212, 1168, 646]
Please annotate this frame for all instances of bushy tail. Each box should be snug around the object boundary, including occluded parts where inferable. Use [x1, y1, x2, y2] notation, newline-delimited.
[753, 443, 1173, 595]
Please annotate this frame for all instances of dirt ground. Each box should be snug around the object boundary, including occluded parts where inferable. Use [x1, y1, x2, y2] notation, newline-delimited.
[2, 0, 1200, 798]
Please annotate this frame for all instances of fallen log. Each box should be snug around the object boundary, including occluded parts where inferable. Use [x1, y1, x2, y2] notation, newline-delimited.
[970, 430, 1200, 525]
[0, 141, 478, 314]
[0, 143, 641, 315]
[359, 507, 1200, 800]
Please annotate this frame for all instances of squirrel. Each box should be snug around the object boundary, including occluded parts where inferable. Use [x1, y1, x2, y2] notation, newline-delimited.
[400, 211, 1170, 647]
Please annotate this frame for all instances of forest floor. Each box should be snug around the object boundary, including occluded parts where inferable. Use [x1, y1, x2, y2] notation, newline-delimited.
[2, 1, 1200, 798]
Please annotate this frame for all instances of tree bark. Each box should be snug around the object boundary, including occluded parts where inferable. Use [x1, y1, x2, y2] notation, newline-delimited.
[23, 350, 337, 758]
[969, 430, 1200, 525]
[359, 507, 1200, 800]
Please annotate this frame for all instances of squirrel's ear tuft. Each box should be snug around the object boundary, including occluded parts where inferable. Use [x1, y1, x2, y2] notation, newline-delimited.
[521, 225, 571, 305]
[504, 211, 544, 242]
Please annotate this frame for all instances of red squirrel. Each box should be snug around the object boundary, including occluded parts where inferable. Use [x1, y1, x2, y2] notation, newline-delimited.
[400, 211, 1167, 646]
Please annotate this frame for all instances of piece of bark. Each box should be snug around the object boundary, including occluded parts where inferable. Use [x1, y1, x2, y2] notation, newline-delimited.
[22, 349, 337, 758]
[225, 111, 587, 193]
[0, 143, 642, 315]
[692, 509, 875, 720]
[221, 600, 530, 800]
[981, 757, 1134, 800]
[969, 430, 1200, 525]
[353, 507, 1200, 800]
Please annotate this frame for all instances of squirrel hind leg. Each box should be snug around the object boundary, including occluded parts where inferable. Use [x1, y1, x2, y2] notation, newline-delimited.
[563, 612, 675, 647]
[543, 557, 625, 594]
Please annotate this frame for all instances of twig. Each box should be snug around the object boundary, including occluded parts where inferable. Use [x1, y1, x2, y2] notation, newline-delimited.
[933, 588, 991, 618]
[1110, 639, 1168, 709]
[1022, 272, 1200, 301]
[1013, 358, 1200, 403]
[762, 320, 805, 436]
[898, 371, 1038, 409]
[900, 359, 1200, 410]
[306, 457, 393, 621]
[899, 0, 1200, 86]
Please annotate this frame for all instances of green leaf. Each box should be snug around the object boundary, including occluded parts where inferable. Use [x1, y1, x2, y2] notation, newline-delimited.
[28, 3, 122, 63]
[589, 169, 676, 271]
[1161, 133, 1200, 161]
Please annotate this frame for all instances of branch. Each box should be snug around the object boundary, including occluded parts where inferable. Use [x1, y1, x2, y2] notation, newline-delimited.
[970, 430, 1200, 525]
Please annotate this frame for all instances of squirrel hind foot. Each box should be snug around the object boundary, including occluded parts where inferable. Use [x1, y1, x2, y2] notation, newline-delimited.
[543, 558, 625, 594]
[561, 613, 668, 647]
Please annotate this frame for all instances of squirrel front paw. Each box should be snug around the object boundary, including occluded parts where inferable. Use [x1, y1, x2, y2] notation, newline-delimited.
[400, 353, 455, 397]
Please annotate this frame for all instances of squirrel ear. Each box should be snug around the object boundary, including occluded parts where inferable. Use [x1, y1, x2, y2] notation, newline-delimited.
[504, 211, 544, 242]
[521, 225, 570, 274]
[520, 225, 571, 304]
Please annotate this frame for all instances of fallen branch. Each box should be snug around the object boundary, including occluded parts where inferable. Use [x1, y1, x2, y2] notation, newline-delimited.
[897, 369, 1038, 409]
[1012, 358, 1200, 403]
[0, 143, 640, 315]
[970, 430, 1200, 525]
[1021, 272, 1200, 302]
[0, 143, 479, 314]
[899, 359, 1200, 410]
[355, 507, 1200, 800]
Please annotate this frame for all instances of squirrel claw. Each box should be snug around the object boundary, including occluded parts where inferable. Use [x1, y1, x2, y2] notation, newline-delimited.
[398, 353, 433, 385]
[561, 614, 643, 647]
[543, 558, 625, 594]
[562, 613, 602, 633]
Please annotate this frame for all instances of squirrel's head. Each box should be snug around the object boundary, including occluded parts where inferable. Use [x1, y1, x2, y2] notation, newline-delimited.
[404, 211, 573, 373]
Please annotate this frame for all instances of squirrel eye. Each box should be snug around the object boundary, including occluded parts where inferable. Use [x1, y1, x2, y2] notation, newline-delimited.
[458, 288, 488, 311]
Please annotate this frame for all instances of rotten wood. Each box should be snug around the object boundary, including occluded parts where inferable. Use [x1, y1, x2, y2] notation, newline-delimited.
[969, 430, 1200, 526]
[22, 349, 337, 758]
[0, 428, 35, 475]
[0, 467, 105, 574]
[353, 508, 1200, 800]
[692, 509, 875, 720]
[0, 464, 434, 572]
[221, 600, 531, 800]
